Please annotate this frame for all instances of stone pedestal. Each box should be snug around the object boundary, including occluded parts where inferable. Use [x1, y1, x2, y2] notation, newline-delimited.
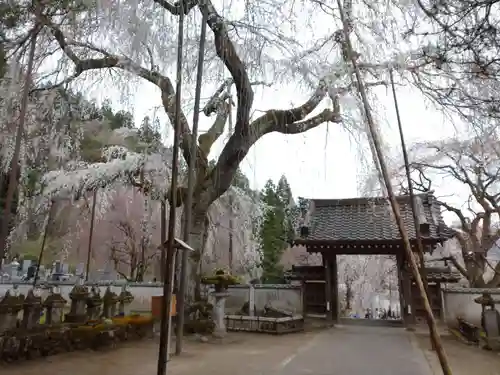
[211, 291, 229, 338]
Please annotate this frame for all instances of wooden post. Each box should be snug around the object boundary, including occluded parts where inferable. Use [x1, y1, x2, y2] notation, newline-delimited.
[336, 1, 452, 372]
[160, 202, 166, 282]
[404, 269, 416, 326]
[85, 189, 98, 282]
[396, 253, 406, 325]
[33, 200, 55, 286]
[324, 256, 333, 323]
[301, 281, 308, 316]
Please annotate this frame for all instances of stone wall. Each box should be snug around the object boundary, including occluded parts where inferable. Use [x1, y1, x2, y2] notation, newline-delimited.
[0, 282, 303, 315]
[442, 286, 500, 327]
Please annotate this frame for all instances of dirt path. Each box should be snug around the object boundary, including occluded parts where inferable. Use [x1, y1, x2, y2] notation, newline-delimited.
[1, 326, 433, 375]
[415, 332, 500, 375]
[0, 333, 314, 375]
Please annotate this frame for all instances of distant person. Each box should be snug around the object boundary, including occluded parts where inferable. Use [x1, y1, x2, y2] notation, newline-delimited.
[365, 308, 371, 319]
[381, 308, 387, 319]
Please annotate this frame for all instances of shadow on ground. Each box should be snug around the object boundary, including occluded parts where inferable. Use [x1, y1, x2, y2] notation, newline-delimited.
[0, 332, 315, 375]
[415, 332, 500, 375]
[0, 325, 441, 375]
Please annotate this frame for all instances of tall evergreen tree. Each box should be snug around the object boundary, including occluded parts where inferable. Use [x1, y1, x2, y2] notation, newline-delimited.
[258, 175, 295, 283]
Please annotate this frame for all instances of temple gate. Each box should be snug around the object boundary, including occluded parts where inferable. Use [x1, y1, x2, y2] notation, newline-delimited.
[290, 193, 455, 325]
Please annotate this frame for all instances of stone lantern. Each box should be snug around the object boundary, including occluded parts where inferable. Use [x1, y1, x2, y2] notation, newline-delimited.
[65, 280, 89, 323]
[22, 288, 43, 330]
[475, 293, 500, 349]
[43, 285, 67, 325]
[0, 289, 24, 333]
[117, 285, 134, 316]
[201, 269, 240, 338]
[86, 286, 103, 321]
[102, 287, 119, 319]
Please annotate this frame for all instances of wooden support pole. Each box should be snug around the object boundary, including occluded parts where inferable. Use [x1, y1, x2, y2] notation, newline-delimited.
[336, 1, 452, 373]
[160, 202, 166, 282]
[85, 189, 98, 282]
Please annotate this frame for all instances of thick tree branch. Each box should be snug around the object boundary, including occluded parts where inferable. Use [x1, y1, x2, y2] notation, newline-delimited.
[198, 99, 231, 156]
[155, 0, 254, 136]
[200, 0, 253, 136]
[208, 82, 341, 202]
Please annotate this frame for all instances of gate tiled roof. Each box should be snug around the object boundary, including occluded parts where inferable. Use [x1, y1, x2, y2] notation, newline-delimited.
[301, 193, 454, 243]
[420, 267, 462, 282]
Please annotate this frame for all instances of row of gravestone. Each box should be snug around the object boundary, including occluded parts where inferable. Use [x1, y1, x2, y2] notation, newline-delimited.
[0, 283, 135, 334]
[1, 260, 120, 283]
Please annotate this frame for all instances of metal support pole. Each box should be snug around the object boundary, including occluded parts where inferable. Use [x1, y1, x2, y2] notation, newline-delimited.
[33, 200, 54, 286]
[390, 69, 433, 344]
[157, 2, 184, 374]
[390, 69, 431, 303]
[175, 5, 208, 355]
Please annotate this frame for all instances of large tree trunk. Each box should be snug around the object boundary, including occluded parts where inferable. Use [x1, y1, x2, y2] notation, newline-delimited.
[183, 206, 210, 301]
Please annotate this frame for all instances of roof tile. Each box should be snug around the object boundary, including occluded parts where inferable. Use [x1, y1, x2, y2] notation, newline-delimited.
[303, 193, 452, 242]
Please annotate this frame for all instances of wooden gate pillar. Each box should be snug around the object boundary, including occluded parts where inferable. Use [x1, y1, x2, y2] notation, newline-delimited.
[324, 255, 333, 324]
[396, 252, 407, 326]
[330, 255, 339, 324]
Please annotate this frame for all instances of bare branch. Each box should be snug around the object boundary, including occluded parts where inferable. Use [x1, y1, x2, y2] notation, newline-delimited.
[40, 15, 199, 168]
[198, 99, 231, 156]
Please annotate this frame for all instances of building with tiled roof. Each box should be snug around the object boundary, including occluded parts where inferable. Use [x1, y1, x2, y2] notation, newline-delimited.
[295, 192, 454, 254]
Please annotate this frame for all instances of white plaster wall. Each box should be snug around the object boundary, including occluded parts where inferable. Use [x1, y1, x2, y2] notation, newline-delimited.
[0, 282, 303, 315]
[442, 287, 500, 328]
